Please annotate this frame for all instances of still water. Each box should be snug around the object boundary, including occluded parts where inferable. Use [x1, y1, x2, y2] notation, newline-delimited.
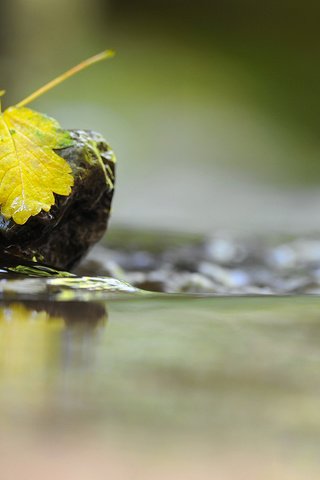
[0, 280, 320, 479]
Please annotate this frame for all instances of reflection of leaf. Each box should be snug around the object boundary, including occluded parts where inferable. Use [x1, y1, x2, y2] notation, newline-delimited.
[0, 50, 115, 225]
[0, 107, 73, 224]
[0, 302, 63, 326]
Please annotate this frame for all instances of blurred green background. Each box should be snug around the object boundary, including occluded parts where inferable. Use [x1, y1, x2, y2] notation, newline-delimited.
[1, 0, 320, 233]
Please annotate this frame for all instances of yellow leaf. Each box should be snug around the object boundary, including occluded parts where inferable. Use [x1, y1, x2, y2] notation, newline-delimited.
[0, 50, 115, 225]
[0, 107, 74, 225]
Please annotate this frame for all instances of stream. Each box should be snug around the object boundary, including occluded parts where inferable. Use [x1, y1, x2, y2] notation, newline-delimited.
[1, 229, 320, 479]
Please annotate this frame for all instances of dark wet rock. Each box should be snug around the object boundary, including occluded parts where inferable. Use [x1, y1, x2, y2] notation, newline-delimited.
[0, 130, 115, 270]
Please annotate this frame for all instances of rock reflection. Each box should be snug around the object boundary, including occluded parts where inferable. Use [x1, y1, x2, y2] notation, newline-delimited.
[0, 299, 107, 328]
[0, 300, 108, 425]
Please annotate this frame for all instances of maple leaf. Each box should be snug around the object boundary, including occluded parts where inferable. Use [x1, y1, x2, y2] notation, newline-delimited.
[0, 106, 73, 225]
[0, 50, 115, 225]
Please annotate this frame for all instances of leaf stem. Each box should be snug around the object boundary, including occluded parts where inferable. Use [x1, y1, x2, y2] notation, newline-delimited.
[15, 50, 115, 108]
[0, 90, 5, 113]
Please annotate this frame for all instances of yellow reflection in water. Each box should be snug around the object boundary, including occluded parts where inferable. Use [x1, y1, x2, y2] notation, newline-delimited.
[0, 301, 107, 423]
[0, 303, 64, 377]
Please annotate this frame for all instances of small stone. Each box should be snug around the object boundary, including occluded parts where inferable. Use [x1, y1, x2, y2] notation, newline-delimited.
[291, 240, 320, 266]
[128, 269, 168, 292]
[166, 272, 218, 293]
[198, 262, 250, 289]
[278, 276, 315, 294]
[204, 235, 247, 265]
[76, 245, 125, 279]
[120, 251, 157, 271]
[266, 245, 297, 270]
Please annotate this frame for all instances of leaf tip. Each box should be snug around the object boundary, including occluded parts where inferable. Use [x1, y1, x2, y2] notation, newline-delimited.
[102, 49, 116, 59]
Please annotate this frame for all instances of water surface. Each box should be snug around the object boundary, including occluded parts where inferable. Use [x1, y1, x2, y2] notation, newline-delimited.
[0, 292, 320, 479]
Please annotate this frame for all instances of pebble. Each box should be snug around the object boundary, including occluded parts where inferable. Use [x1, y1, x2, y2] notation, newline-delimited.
[198, 262, 250, 289]
[267, 245, 297, 270]
[166, 272, 218, 294]
[77, 235, 320, 294]
[204, 235, 247, 265]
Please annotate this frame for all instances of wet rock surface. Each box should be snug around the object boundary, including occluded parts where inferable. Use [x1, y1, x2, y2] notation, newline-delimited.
[77, 232, 320, 294]
[0, 130, 115, 270]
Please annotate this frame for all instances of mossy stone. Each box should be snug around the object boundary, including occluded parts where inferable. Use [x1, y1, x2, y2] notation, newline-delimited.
[0, 130, 116, 270]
